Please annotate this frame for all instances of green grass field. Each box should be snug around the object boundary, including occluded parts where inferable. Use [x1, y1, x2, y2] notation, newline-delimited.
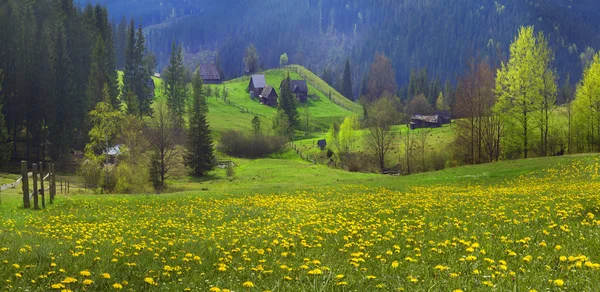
[1, 154, 600, 291]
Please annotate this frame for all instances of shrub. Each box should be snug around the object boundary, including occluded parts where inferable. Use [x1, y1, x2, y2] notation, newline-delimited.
[218, 131, 287, 158]
[427, 150, 448, 171]
[115, 162, 152, 194]
[79, 159, 101, 188]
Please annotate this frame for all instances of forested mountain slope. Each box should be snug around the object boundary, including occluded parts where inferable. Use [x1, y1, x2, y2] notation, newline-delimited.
[90, 0, 599, 93]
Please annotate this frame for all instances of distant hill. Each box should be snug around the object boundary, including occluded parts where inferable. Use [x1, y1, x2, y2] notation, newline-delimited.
[91, 0, 600, 93]
[151, 66, 360, 135]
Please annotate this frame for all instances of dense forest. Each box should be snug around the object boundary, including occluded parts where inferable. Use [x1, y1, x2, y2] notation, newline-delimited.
[89, 0, 600, 97]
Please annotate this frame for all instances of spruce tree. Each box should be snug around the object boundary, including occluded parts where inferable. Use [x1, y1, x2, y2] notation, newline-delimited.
[185, 68, 214, 177]
[123, 19, 136, 96]
[342, 59, 353, 101]
[278, 75, 299, 135]
[0, 70, 11, 166]
[134, 25, 152, 116]
[166, 39, 187, 127]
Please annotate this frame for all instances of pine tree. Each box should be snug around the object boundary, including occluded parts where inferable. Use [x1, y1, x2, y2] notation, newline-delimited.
[134, 25, 152, 116]
[165, 39, 187, 127]
[252, 116, 261, 135]
[185, 68, 214, 177]
[123, 19, 136, 96]
[278, 75, 299, 135]
[0, 70, 11, 166]
[342, 59, 353, 101]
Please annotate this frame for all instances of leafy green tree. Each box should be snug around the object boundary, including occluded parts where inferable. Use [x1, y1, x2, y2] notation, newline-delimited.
[435, 92, 449, 111]
[0, 70, 11, 166]
[279, 53, 288, 67]
[85, 84, 124, 165]
[184, 69, 215, 177]
[165, 39, 188, 127]
[338, 116, 361, 155]
[342, 59, 353, 101]
[573, 53, 600, 152]
[494, 26, 554, 158]
[364, 96, 399, 172]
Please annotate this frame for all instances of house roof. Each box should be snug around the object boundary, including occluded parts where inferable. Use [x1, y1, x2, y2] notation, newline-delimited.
[411, 115, 440, 124]
[200, 63, 221, 81]
[280, 79, 308, 93]
[260, 86, 277, 98]
[251, 75, 267, 88]
[103, 145, 122, 156]
[290, 80, 308, 93]
[435, 110, 451, 119]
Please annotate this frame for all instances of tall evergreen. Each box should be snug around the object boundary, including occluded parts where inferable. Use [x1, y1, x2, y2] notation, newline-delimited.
[123, 19, 136, 96]
[342, 59, 353, 101]
[165, 39, 187, 127]
[0, 70, 11, 166]
[185, 68, 214, 177]
[278, 74, 300, 135]
[134, 25, 152, 116]
[116, 16, 127, 69]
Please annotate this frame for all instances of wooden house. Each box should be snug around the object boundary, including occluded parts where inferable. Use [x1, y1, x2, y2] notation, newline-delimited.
[259, 86, 278, 107]
[200, 63, 222, 84]
[248, 75, 267, 97]
[281, 79, 309, 102]
[410, 115, 442, 130]
[436, 110, 452, 125]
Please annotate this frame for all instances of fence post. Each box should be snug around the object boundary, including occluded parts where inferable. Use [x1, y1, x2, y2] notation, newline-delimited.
[39, 162, 45, 208]
[51, 164, 56, 203]
[32, 163, 39, 210]
[21, 161, 30, 209]
[67, 181, 70, 194]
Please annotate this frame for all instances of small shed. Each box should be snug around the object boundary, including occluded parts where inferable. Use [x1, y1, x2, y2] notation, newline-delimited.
[200, 63, 222, 84]
[317, 139, 327, 150]
[259, 86, 278, 107]
[281, 79, 309, 102]
[103, 145, 122, 164]
[248, 75, 267, 97]
[410, 115, 442, 130]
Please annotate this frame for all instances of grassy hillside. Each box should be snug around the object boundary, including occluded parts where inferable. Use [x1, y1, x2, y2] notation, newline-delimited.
[1, 154, 599, 291]
[215, 67, 360, 132]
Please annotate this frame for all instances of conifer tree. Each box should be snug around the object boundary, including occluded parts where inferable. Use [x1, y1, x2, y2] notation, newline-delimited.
[166, 39, 187, 127]
[0, 70, 11, 166]
[342, 59, 353, 101]
[278, 75, 299, 135]
[185, 68, 214, 177]
[134, 25, 152, 116]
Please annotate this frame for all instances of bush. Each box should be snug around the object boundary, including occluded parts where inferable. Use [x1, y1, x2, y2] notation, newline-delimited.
[218, 131, 287, 158]
[115, 162, 152, 194]
[341, 152, 377, 173]
[427, 150, 448, 171]
[79, 159, 101, 188]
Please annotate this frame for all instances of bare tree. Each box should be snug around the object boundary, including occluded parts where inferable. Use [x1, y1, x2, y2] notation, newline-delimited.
[364, 96, 399, 172]
[146, 102, 179, 190]
[454, 59, 498, 164]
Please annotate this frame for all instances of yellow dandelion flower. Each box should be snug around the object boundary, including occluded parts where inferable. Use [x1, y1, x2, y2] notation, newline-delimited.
[210, 287, 221, 292]
[242, 281, 254, 288]
[83, 279, 93, 286]
[79, 270, 91, 277]
[144, 278, 156, 285]
[101, 273, 111, 279]
[553, 279, 564, 287]
[112, 283, 123, 289]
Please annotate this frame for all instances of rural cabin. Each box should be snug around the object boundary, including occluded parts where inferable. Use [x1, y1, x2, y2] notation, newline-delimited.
[280, 79, 309, 102]
[248, 75, 267, 97]
[200, 63, 222, 84]
[259, 86, 278, 107]
[410, 111, 452, 130]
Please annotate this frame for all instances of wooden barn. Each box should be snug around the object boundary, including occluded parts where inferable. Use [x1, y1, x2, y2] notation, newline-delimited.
[410, 115, 442, 130]
[200, 63, 222, 84]
[259, 86, 278, 107]
[280, 79, 309, 102]
[248, 75, 267, 97]
[436, 110, 452, 125]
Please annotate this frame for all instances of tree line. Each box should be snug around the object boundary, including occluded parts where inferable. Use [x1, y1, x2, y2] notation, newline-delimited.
[325, 26, 600, 174]
[0, 0, 214, 193]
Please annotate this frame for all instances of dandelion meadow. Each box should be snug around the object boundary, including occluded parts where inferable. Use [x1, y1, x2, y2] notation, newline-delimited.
[1, 158, 600, 291]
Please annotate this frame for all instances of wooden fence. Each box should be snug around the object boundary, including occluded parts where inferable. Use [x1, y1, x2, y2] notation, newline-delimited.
[0, 161, 62, 209]
[290, 142, 346, 170]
